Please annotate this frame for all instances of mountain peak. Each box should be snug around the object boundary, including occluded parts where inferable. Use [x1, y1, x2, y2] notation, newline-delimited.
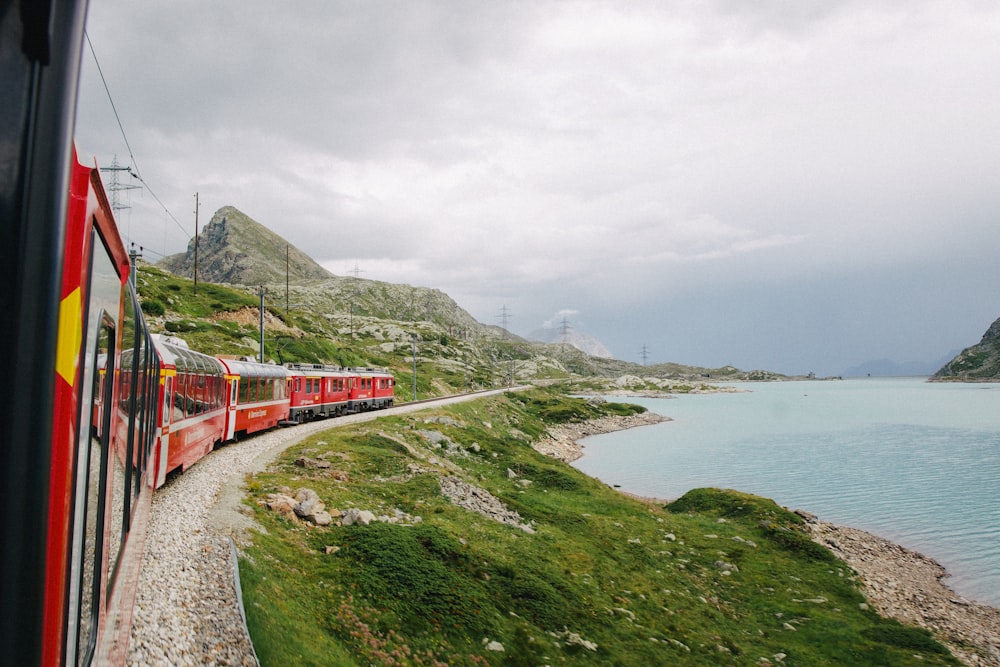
[159, 206, 333, 285]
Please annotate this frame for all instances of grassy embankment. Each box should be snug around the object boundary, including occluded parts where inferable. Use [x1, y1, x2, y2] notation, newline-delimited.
[237, 387, 956, 666]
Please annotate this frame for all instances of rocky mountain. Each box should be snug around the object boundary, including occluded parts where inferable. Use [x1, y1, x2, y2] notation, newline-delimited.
[159, 206, 334, 285]
[932, 317, 1000, 381]
[528, 326, 614, 359]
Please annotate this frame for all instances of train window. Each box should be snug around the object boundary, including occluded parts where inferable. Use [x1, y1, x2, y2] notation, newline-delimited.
[173, 373, 186, 419]
[72, 319, 114, 665]
[196, 374, 206, 414]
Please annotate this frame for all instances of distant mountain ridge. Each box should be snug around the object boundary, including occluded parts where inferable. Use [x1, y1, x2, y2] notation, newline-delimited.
[528, 326, 614, 359]
[843, 354, 957, 378]
[932, 317, 1000, 381]
[159, 206, 334, 285]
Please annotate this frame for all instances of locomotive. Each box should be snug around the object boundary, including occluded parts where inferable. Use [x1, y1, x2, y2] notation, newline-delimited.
[1, 4, 395, 663]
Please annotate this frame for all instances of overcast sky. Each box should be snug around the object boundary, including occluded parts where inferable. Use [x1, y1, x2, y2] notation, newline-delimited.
[76, 0, 1000, 376]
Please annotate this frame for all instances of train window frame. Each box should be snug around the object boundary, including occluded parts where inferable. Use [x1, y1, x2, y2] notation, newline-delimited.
[68, 228, 123, 666]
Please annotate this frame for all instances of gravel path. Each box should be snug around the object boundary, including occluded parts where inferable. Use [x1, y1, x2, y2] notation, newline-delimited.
[126, 390, 514, 666]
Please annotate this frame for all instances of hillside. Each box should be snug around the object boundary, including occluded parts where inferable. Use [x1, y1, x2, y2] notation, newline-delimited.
[932, 316, 1000, 381]
[237, 388, 960, 665]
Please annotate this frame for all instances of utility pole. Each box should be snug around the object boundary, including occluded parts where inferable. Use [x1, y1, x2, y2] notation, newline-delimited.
[411, 333, 418, 401]
[498, 305, 511, 338]
[285, 245, 289, 314]
[258, 285, 266, 363]
[100, 155, 139, 242]
[128, 243, 142, 288]
[640, 344, 650, 366]
[193, 192, 199, 294]
[349, 261, 364, 338]
[559, 315, 571, 352]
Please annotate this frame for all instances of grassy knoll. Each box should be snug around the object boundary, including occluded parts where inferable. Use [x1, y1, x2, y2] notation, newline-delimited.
[238, 388, 956, 665]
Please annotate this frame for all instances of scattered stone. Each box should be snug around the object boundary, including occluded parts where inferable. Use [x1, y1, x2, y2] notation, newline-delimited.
[439, 475, 534, 533]
[263, 493, 297, 521]
[552, 630, 598, 651]
[293, 488, 324, 519]
[294, 456, 331, 469]
[341, 508, 376, 526]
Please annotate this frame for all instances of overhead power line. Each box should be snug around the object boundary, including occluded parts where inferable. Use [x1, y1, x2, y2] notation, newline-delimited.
[84, 31, 191, 242]
[84, 32, 141, 179]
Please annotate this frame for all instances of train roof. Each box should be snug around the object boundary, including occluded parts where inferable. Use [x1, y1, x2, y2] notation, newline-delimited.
[151, 334, 225, 374]
[217, 357, 289, 378]
[284, 363, 353, 376]
[346, 367, 394, 377]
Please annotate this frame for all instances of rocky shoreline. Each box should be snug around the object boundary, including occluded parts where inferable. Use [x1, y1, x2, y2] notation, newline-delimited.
[810, 520, 1000, 666]
[534, 414, 1000, 666]
[532, 410, 671, 462]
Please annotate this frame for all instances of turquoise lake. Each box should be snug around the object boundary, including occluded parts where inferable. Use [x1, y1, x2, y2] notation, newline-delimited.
[572, 378, 1000, 607]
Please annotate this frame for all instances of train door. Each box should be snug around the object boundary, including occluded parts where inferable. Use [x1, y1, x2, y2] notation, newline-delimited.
[224, 376, 239, 441]
[154, 370, 175, 488]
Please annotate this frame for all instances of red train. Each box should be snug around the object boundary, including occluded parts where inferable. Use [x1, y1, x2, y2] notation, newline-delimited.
[149, 336, 395, 489]
[1, 5, 395, 664]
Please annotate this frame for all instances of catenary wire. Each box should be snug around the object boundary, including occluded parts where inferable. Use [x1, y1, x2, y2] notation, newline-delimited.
[84, 31, 192, 242]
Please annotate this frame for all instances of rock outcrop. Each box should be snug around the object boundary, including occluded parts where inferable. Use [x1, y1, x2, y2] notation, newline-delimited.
[160, 206, 333, 285]
[933, 316, 1000, 381]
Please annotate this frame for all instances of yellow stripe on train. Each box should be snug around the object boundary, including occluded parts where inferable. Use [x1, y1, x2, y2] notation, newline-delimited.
[56, 287, 82, 385]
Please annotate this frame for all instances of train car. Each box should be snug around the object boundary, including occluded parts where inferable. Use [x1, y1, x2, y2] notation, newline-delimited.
[0, 5, 166, 664]
[218, 357, 291, 440]
[347, 367, 396, 412]
[150, 335, 228, 488]
[285, 363, 354, 421]
[24, 145, 160, 667]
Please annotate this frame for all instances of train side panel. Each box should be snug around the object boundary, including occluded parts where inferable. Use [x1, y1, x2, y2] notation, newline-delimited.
[218, 358, 290, 440]
[50, 157, 160, 666]
[150, 335, 227, 487]
[286, 364, 350, 420]
[348, 368, 396, 411]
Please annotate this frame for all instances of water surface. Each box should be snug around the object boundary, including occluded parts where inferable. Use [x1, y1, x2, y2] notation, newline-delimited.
[573, 378, 1000, 607]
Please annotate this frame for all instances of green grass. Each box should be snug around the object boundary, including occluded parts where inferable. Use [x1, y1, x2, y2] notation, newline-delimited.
[238, 388, 958, 666]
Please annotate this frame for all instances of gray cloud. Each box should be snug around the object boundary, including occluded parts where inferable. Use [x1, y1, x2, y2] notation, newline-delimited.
[76, 0, 1000, 374]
